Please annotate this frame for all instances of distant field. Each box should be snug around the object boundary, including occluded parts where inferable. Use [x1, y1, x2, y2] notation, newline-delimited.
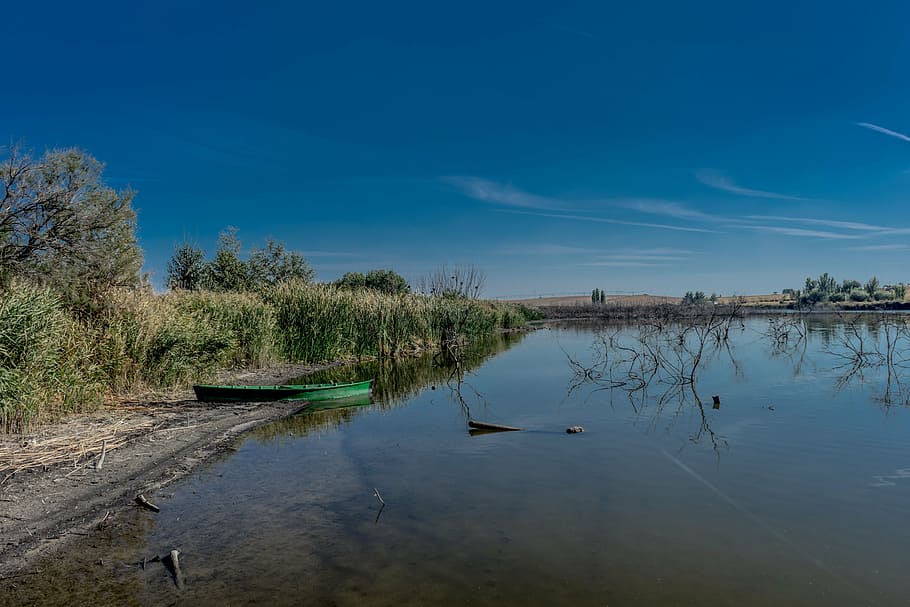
[509, 293, 795, 307]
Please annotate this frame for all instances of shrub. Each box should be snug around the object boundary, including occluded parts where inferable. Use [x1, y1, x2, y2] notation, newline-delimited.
[849, 289, 869, 302]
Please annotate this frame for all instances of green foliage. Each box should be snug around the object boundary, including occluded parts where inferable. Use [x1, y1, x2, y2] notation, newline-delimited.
[0, 144, 142, 297]
[849, 289, 869, 302]
[865, 276, 880, 296]
[592, 288, 600, 304]
[841, 279, 861, 293]
[248, 238, 315, 287]
[165, 229, 314, 293]
[0, 282, 104, 431]
[682, 291, 707, 305]
[829, 292, 846, 302]
[873, 289, 894, 301]
[895, 284, 906, 300]
[336, 272, 367, 290]
[364, 269, 410, 295]
[167, 242, 207, 290]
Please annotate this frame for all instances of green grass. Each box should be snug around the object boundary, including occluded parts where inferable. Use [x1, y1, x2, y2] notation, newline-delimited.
[0, 280, 534, 431]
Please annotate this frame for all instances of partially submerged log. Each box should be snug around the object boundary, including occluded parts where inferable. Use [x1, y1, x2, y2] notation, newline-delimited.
[467, 420, 523, 433]
[165, 549, 186, 590]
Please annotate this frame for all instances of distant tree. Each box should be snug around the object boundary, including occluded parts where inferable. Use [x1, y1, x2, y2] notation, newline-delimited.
[167, 242, 207, 290]
[364, 269, 410, 295]
[841, 279, 861, 293]
[591, 288, 599, 304]
[805, 277, 818, 293]
[829, 292, 846, 302]
[336, 271, 367, 290]
[599, 289, 606, 304]
[894, 283, 907, 300]
[817, 272, 836, 295]
[873, 289, 894, 301]
[248, 238, 315, 287]
[205, 228, 252, 292]
[416, 264, 486, 298]
[850, 289, 869, 302]
[865, 276, 880, 296]
[0, 143, 142, 293]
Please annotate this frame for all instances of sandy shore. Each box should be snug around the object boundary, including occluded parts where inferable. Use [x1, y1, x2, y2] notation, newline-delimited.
[0, 361, 354, 580]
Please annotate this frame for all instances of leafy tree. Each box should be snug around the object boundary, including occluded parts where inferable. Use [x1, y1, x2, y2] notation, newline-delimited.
[0, 143, 142, 292]
[817, 272, 836, 295]
[364, 269, 409, 295]
[592, 288, 599, 304]
[841, 279, 861, 293]
[894, 283, 906, 300]
[336, 271, 367, 290]
[865, 276, 880, 296]
[599, 289, 606, 304]
[873, 290, 894, 301]
[167, 242, 207, 290]
[248, 238, 315, 287]
[205, 228, 252, 292]
[850, 289, 869, 302]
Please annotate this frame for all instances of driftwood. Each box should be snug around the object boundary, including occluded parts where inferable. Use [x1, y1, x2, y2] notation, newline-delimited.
[135, 494, 160, 513]
[165, 549, 186, 590]
[467, 420, 523, 433]
[94, 440, 108, 470]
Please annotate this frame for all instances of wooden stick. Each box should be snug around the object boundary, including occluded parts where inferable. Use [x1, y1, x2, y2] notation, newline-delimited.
[95, 440, 107, 470]
[135, 494, 160, 513]
[167, 549, 185, 590]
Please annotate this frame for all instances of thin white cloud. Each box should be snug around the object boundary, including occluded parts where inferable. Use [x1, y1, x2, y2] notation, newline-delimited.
[501, 209, 719, 233]
[856, 122, 910, 143]
[696, 170, 808, 200]
[499, 244, 602, 255]
[617, 199, 718, 222]
[300, 250, 363, 258]
[849, 244, 910, 251]
[746, 215, 886, 232]
[584, 261, 670, 267]
[442, 176, 559, 209]
[735, 224, 863, 240]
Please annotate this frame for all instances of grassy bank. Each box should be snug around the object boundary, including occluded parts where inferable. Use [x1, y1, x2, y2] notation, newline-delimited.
[0, 281, 539, 431]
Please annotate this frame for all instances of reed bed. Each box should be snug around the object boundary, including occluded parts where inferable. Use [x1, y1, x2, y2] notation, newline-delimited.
[0, 280, 534, 432]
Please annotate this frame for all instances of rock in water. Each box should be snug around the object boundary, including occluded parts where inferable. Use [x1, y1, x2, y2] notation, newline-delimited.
[566, 426, 584, 434]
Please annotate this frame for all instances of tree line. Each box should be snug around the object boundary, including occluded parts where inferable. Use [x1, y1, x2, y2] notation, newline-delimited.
[788, 273, 906, 304]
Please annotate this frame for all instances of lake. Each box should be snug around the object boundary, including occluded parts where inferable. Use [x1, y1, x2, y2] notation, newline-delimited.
[12, 316, 910, 605]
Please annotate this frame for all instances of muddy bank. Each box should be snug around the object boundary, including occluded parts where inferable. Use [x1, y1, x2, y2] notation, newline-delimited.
[0, 361, 353, 581]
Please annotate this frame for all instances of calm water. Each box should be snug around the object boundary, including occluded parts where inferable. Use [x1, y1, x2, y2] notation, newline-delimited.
[12, 318, 910, 605]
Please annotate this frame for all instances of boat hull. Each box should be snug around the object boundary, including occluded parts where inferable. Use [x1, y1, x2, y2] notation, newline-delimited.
[193, 380, 373, 403]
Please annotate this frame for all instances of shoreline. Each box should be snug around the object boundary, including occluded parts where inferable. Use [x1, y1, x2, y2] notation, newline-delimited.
[0, 360, 353, 580]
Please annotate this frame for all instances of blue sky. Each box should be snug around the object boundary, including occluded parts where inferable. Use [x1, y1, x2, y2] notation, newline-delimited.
[5, 1, 910, 297]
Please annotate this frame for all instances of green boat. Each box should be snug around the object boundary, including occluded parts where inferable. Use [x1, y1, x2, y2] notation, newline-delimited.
[193, 380, 373, 403]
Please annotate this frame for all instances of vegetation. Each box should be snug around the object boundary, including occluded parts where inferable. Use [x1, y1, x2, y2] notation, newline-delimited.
[166, 229, 314, 292]
[335, 269, 410, 295]
[0, 144, 142, 298]
[415, 264, 486, 298]
[591, 288, 606, 304]
[0, 279, 536, 432]
[792, 273, 906, 307]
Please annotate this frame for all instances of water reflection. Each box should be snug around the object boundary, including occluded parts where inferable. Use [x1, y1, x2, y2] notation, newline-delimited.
[568, 312, 910, 450]
[252, 332, 528, 443]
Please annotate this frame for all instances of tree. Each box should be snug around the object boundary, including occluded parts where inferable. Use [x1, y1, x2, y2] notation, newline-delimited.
[167, 242, 207, 290]
[416, 264, 486, 298]
[205, 228, 252, 292]
[0, 143, 142, 291]
[865, 276, 880, 296]
[248, 238, 315, 287]
[895, 283, 907, 301]
[817, 272, 836, 295]
[592, 288, 600, 304]
[841, 279, 861, 293]
[336, 271, 367, 290]
[364, 269, 409, 295]
[599, 289, 606, 304]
